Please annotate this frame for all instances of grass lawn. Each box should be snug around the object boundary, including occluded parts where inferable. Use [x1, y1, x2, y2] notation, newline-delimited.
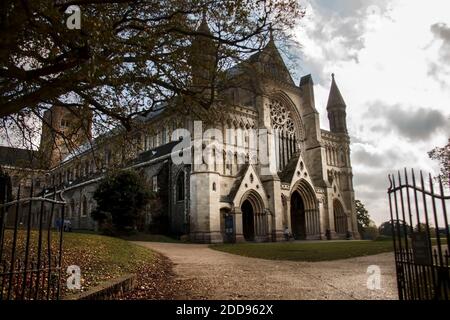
[1, 231, 155, 298]
[210, 240, 395, 262]
[62, 233, 154, 290]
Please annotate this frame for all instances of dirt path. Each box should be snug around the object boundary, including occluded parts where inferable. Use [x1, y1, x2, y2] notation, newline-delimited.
[133, 242, 398, 300]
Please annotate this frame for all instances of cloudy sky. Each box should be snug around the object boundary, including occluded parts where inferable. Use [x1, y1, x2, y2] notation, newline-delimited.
[293, 0, 450, 225]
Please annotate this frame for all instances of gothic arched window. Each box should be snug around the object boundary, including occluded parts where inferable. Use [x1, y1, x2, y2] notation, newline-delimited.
[81, 196, 88, 217]
[268, 98, 300, 172]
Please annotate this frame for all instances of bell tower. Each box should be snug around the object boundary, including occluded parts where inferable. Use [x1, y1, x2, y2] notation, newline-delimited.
[39, 105, 92, 168]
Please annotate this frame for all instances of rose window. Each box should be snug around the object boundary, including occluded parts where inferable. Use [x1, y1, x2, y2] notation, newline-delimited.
[286, 118, 295, 134]
[269, 99, 294, 132]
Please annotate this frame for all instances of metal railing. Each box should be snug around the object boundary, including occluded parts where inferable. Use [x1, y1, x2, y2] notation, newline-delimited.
[388, 169, 450, 300]
[0, 183, 65, 300]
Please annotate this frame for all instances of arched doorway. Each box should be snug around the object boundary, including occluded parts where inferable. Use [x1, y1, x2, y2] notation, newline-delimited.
[239, 190, 268, 242]
[290, 179, 321, 240]
[333, 200, 347, 234]
[241, 200, 255, 241]
[290, 191, 306, 240]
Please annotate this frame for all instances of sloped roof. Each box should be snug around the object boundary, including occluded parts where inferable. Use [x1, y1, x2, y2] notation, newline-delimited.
[134, 103, 167, 122]
[279, 154, 300, 183]
[223, 164, 250, 202]
[226, 37, 295, 85]
[0, 146, 42, 169]
[137, 140, 181, 162]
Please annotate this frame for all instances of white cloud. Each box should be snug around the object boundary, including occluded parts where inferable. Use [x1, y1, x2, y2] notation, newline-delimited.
[295, 0, 450, 225]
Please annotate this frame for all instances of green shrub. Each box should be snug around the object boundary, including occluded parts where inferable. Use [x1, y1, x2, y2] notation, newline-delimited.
[92, 170, 153, 235]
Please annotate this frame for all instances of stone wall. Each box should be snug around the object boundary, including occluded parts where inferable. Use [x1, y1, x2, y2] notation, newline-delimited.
[64, 274, 136, 300]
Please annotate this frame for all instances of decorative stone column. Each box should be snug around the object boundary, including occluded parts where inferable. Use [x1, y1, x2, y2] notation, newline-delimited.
[233, 207, 245, 242]
[265, 208, 273, 241]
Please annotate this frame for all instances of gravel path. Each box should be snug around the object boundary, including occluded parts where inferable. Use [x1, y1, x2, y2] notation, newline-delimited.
[133, 242, 398, 300]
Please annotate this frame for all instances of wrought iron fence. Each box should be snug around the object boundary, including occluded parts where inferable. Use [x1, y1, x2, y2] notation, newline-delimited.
[388, 169, 450, 300]
[0, 183, 66, 300]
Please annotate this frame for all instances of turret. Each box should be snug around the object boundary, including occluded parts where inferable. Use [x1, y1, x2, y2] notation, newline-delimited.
[326, 74, 348, 134]
[188, 14, 216, 93]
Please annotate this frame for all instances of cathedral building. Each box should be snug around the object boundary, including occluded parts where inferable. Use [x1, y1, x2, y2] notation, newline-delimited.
[0, 20, 359, 242]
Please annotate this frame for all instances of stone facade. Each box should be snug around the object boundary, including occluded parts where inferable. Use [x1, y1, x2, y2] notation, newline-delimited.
[0, 33, 359, 243]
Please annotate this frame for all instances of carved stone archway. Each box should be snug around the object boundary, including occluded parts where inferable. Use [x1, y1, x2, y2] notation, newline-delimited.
[239, 190, 269, 242]
[290, 179, 320, 239]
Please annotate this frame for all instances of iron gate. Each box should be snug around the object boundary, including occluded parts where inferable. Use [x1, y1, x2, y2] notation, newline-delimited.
[0, 181, 66, 300]
[388, 169, 450, 300]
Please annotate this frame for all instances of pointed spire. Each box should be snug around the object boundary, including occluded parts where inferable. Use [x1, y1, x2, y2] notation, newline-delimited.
[327, 73, 346, 110]
[327, 73, 348, 134]
[266, 23, 276, 48]
[202, 5, 207, 20]
[198, 9, 211, 34]
[189, 9, 216, 91]
[252, 24, 278, 62]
